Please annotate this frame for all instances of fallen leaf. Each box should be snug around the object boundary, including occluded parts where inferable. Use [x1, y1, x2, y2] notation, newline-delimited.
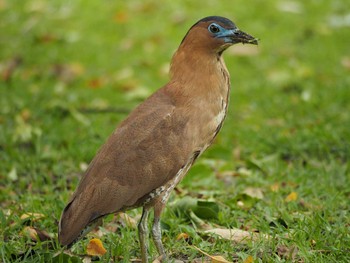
[243, 187, 264, 199]
[192, 246, 232, 263]
[329, 14, 350, 28]
[87, 78, 103, 89]
[204, 228, 269, 243]
[22, 226, 52, 242]
[118, 212, 137, 228]
[7, 167, 18, 181]
[20, 108, 31, 121]
[86, 238, 107, 256]
[22, 226, 38, 241]
[114, 11, 129, 24]
[68, 62, 85, 76]
[33, 227, 52, 241]
[13, 114, 42, 143]
[277, 245, 299, 260]
[20, 212, 45, 221]
[212, 255, 232, 263]
[236, 167, 252, 177]
[277, 1, 302, 13]
[79, 162, 89, 171]
[52, 62, 84, 83]
[36, 34, 59, 44]
[237, 200, 244, 207]
[341, 57, 350, 70]
[69, 107, 91, 126]
[1, 56, 22, 81]
[176, 232, 189, 241]
[243, 255, 254, 263]
[270, 183, 280, 192]
[285, 192, 298, 202]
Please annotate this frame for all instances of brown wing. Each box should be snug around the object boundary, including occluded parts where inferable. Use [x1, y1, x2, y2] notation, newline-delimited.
[58, 87, 193, 246]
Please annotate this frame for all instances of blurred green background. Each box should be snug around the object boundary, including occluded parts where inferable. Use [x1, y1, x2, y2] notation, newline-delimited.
[0, 0, 349, 262]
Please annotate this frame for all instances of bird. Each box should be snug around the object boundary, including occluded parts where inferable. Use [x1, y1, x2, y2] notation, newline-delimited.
[58, 16, 258, 262]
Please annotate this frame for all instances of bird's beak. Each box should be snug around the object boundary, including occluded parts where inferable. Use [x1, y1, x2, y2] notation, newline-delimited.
[225, 29, 259, 45]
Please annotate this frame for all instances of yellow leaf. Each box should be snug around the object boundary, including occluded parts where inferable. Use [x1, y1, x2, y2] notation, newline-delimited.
[20, 212, 45, 221]
[270, 183, 280, 192]
[212, 255, 232, 263]
[192, 246, 232, 263]
[68, 62, 85, 76]
[87, 238, 107, 256]
[244, 255, 254, 263]
[285, 192, 298, 202]
[176, 232, 189, 241]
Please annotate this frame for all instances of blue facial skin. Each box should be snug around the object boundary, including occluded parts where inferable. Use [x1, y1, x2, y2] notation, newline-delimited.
[208, 23, 240, 44]
[207, 22, 258, 45]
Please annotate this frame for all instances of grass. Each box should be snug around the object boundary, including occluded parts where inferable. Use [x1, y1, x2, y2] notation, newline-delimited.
[1, 0, 349, 262]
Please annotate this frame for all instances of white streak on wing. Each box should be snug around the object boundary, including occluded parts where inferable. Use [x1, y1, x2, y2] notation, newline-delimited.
[161, 161, 192, 203]
[215, 98, 226, 127]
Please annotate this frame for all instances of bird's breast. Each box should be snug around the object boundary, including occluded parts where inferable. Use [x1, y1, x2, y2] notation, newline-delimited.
[193, 64, 230, 153]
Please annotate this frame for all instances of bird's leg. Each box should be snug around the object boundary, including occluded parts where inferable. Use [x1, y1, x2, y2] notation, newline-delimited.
[138, 206, 151, 263]
[152, 202, 166, 261]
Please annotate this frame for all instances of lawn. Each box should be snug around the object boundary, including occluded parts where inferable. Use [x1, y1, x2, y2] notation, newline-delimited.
[0, 0, 349, 262]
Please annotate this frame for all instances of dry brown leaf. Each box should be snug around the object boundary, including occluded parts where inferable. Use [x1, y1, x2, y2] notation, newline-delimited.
[21, 226, 52, 242]
[33, 227, 52, 241]
[1, 56, 22, 81]
[277, 245, 299, 260]
[204, 228, 269, 243]
[86, 238, 107, 256]
[87, 78, 103, 89]
[285, 192, 298, 202]
[192, 245, 232, 263]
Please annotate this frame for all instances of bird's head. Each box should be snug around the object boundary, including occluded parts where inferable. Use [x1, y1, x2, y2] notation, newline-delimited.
[180, 16, 258, 54]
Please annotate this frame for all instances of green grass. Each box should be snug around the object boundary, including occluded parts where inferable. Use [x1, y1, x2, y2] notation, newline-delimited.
[1, 0, 350, 262]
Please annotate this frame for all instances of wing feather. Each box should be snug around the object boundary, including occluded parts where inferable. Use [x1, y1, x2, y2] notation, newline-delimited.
[59, 88, 192, 245]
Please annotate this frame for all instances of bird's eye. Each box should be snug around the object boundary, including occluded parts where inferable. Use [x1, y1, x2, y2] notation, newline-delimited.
[208, 24, 220, 34]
